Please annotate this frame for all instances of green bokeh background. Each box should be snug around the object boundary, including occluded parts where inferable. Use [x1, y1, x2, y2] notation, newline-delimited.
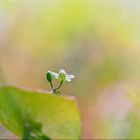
[0, 1, 140, 139]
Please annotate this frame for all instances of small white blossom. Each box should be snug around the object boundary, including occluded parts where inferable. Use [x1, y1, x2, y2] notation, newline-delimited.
[49, 69, 75, 82]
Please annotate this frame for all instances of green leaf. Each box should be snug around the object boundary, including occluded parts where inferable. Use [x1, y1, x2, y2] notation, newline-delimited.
[125, 111, 140, 139]
[0, 86, 81, 139]
[125, 89, 140, 139]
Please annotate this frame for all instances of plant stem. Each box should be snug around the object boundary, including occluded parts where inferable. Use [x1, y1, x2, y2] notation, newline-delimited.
[53, 81, 63, 91]
[23, 124, 31, 140]
[50, 82, 53, 90]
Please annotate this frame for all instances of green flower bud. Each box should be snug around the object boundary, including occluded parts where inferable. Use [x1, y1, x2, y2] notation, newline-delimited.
[58, 72, 66, 83]
[46, 71, 52, 83]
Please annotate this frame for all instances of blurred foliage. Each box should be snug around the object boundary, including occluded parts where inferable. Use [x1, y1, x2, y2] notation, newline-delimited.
[0, 86, 81, 139]
[0, 0, 140, 139]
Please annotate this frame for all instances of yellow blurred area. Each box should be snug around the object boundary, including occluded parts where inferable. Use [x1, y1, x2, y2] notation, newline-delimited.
[0, 1, 140, 139]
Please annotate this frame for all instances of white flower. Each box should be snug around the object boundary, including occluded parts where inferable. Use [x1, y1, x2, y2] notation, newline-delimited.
[49, 69, 75, 82]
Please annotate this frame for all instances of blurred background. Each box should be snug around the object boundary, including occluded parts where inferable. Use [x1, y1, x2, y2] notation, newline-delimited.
[0, 0, 140, 139]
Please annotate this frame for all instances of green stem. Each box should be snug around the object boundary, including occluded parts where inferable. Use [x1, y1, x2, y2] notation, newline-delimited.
[23, 125, 31, 140]
[50, 81, 53, 90]
[53, 81, 63, 91]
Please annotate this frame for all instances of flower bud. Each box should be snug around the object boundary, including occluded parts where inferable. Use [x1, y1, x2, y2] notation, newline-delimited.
[58, 72, 66, 83]
[46, 71, 52, 83]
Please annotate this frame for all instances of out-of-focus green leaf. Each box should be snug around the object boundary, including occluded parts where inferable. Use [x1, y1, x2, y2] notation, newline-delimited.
[126, 111, 140, 139]
[0, 86, 81, 139]
[125, 88, 140, 139]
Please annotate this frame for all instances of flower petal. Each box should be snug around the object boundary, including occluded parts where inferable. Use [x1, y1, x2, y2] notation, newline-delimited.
[59, 69, 66, 74]
[66, 76, 72, 81]
[67, 75, 75, 79]
[50, 71, 59, 79]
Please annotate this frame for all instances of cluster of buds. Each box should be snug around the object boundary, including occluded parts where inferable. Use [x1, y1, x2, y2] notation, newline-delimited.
[46, 69, 75, 95]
